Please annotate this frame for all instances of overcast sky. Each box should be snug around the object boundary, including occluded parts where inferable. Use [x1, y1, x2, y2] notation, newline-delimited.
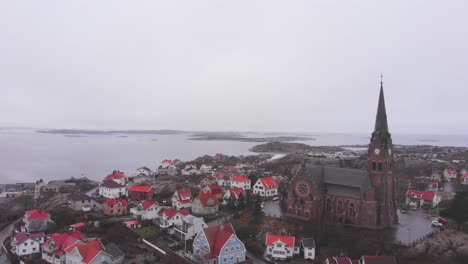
[1, 1, 467, 134]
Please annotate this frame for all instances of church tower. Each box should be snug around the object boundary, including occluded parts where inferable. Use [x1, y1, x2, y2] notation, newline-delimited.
[368, 76, 398, 227]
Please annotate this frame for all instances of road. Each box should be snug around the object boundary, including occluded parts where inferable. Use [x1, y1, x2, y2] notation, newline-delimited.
[0, 221, 16, 264]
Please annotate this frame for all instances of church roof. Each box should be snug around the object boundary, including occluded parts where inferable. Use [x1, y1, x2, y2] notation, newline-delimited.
[327, 184, 361, 199]
[374, 80, 389, 133]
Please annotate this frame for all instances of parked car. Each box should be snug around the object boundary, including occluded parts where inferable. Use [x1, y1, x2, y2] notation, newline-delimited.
[432, 220, 443, 227]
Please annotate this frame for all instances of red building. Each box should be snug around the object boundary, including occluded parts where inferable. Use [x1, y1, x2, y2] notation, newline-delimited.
[128, 185, 156, 201]
[284, 80, 398, 228]
[103, 198, 128, 216]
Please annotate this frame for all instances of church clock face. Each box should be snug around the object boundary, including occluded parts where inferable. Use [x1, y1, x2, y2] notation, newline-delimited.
[374, 148, 380, 155]
[295, 180, 310, 197]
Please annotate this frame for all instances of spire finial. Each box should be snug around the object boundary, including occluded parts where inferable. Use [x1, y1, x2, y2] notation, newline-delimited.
[380, 74, 383, 85]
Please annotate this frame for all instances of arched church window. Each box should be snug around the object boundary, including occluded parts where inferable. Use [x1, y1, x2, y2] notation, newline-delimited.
[372, 162, 377, 171]
[349, 203, 355, 217]
[337, 200, 343, 214]
[378, 162, 383, 171]
[326, 199, 332, 212]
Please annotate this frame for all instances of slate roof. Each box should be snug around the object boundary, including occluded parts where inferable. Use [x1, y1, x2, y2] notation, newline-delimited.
[68, 193, 92, 201]
[100, 180, 125, 189]
[104, 243, 125, 258]
[327, 184, 361, 199]
[301, 237, 316, 248]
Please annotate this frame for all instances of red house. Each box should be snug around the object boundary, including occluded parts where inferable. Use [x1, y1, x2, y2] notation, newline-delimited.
[128, 185, 156, 201]
[103, 198, 128, 216]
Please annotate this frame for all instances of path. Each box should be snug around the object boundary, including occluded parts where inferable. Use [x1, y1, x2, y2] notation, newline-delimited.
[0, 221, 16, 264]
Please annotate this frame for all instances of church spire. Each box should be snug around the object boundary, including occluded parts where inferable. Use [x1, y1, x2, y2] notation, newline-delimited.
[374, 75, 389, 133]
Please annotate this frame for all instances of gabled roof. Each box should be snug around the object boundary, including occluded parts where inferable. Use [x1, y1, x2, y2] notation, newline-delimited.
[103, 198, 128, 207]
[14, 232, 45, 245]
[70, 222, 85, 228]
[231, 175, 250, 183]
[258, 177, 278, 189]
[64, 239, 105, 264]
[229, 187, 246, 200]
[159, 208, 190, 220]
[100, 180, 125, 189]
[461, 174, 468, 181]
[140, 200, 158, 210]
[123, 219, 140, 226]
[265, 235, 295, 248]
[445, 168, 457, 174]
[68, 193, 92, 201]
[202, 224, 236, 258]
[104, 170, 128, 181]
[138, 167, 151, 171]
[104, 243, 125, 258]
[43, 231, 83, 255]
[175, 188, 192, 201]
[208, 183, 223, 194]
[406, 189, 436, 201]
[301, 237, 315, 248]
[360, 256, 397, 264]
[25, 209, 50, 221]
[128, 185, 155, 193]
[196, 192, 219, 207]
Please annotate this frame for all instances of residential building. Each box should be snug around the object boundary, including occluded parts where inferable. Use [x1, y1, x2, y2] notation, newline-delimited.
[214, 153, 225, 161]
[192, 192, 219, 216]
[202, 183, 224, 199]
[461, 174, 468, 185]
[130, 200, 161, 220]
[406, 190, 441, 208]
[158, 208, 190, 229]
[135, 167, 152, 177]
[193, 224, 246, 264]
[99, 180, 126, 199]
[427, 181, 439, 192]
[230, 175, 251, 191]
[443, 168, 457, 180]
[11, 232, 45, 256]
[214, 172, 229, 187]
[223, 187, 246, 201]
[265, 235, 299, 260]
[360, 256, 397, 264]
[23, 209, 50, 233]
[123, 220, 141, 230]
[103, 198, 128, 216]
[430, 172, 442, 182]
[253, 177, 278, 197]
[68, 193, 100, 211]
[41, 230, 83, 264]
[103, 170, 128, 185]
[172, 188, 193, 209]
[301, 238, 315, 260]
[158, 160, 179, 176]
[200, 164, 213, 174]
[127, 185, 156, 201]
[174, 215, 207, 241]
[181, 164, 200, 176]
[65, 239, 124, 264]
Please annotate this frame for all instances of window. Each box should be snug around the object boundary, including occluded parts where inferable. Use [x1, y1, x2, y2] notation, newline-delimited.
[32, 247, 36, 251]
[237, 245, 240, 250]
[326, 199, 332, 212]
[225, 248, 229, 253]
[349, 203, 355, 217]
[223, 257, 227, 263]
[230, 255, 234, 261]
[23, 249, 26, 253]
[372, 162, 376, 171]
[230, 246, 234, 251]
[378, 162, 383, 171]
[337, 200, 343, 214]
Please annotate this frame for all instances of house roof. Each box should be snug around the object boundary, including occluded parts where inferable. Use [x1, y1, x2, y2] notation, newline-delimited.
[128, 185, 155, 193]
[208, 183, 223, 194]
[159, 208, 190, 220]
[258, 177, 278, 189]
[103, 198, 128, 207]
[202, 224, 236, 258]
[100, 180, 125, 189]
[229, 187, 246, 199]
[301, 237, 316, 248]
[175, 188, 192, 201]
[138, 167, 151, 172]
[64, 239, 104, 264]
[406, 189, 436, 201]
[214, 172, 225, 179]
[360, 256, 397, 264]
[231, 175, 250, 183]
[446, 168, 457, 174]
[70, 222, 85, 228]
[140, 200, 158, 210]
[43, 231, 83, 255]
[265, 235, 295, 248]
[196, 192, 219, 207]
[14, 232, 45, 245]
[460, 174, 468, 180]
[104, 170, 128, 181]
[104, 243, 125, 258]
[325, 257, 359, 264]
[25, 209, 50, 221]
[123, 219, 140, 226]
[68, 193, 92, 201]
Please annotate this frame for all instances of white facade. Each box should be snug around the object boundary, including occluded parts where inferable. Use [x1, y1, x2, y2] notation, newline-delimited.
[159, 211, 186, 229]
[130, 204, 161, 220]
[230, 180, 251, 191]
[253, 181, 277, 197]
[99, 185, 126, 199]
[266, 241, 296, 260]
[11, 235, 44, 256]
[181, 168, 200, 176]
[174, 215, 207, 241]
[200, 165, 212, 174]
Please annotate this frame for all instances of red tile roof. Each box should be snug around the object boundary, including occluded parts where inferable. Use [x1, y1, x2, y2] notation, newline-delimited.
[406, 189, 436, 201]
[70, 222, 85, 228]
[43, 231, 83, 256]
[208, 184, 223, 195]
[128, 185, 155, 193]
[159, 208, 190, 220]
[140, 200, 158, 210]
[446, 168, 457, 174]
[259, 177, 278, 189]
[360, 256, 397, 264]
[196, 192, 219, 207]
[14, 232, 45, 245]
[231, 175, 250, 183]
[202, 224, 236, 258]
[103, 198, 128, 207]
[123, 219, 141, 226]
[461, 173, 468, 180]
[64, 239, 104, 264]
[25, 209, 50, 221]
[104, 170, 128, 181]
[229, 187, 246, 200]
[265, 235, 295, 248]
[214, 172, 225, 180]
[175, 188, 192, 202]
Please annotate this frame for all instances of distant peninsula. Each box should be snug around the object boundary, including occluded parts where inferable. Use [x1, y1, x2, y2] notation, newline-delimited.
[37, 129, 186, 135]
[251, 141, 345, 153]
[189, 132, 314, 143]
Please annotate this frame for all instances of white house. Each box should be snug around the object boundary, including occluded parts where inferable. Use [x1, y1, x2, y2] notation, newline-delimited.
[130, 200, 161, 220]
[158, 208, 190, 229]
[461, 174, 468, 185]
[11, 232, 45, 256]
[99, 180, 127, 199]
[265, 235, 299, 260]
[443, 168, 458, 180]
[181, 167, 200, 176]
[406, 190, 441, 208]
[200, 164, 213, 174]
[135, 167, 152, 177]
[64, 239, 124, 264]
[301, 238, 316, 260]
[174, 215, 208, 241]
[172, 189, 193, 209]
[103, 170, 128, 185]
[230, 175, 251, 191]
[213, 172, 229, 187]
[253, 177, 278, 197]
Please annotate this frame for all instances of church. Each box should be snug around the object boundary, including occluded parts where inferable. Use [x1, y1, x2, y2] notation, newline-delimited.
[284, 79, 398, 228]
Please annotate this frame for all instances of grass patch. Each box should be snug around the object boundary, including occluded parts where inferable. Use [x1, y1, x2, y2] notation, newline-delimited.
[135, 226, 160, 238]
